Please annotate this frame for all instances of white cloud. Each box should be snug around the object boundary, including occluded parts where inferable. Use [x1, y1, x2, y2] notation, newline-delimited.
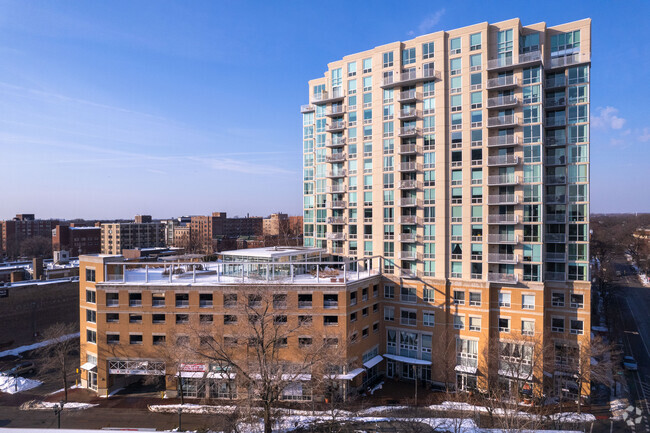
[639, 128, 650, 142]
[592, 106, 626, 130]
[408, 9, 445, 36]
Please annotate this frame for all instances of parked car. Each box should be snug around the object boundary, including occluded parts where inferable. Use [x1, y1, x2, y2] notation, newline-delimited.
[3, 361, 35, 376]
[623, 356, 638, 371]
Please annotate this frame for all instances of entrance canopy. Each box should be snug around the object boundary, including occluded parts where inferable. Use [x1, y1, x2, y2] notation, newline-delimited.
[383, 354, 431, 366]
[454, 364, 477, 374]
[80, 362, 97, 371]
[363, 355, 383, 369]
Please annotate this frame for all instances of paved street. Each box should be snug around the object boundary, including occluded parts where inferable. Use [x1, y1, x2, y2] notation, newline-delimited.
[611, 259, 650, 433]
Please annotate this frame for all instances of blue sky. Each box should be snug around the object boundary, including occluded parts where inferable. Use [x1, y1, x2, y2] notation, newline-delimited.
[0, 0, 648, 220]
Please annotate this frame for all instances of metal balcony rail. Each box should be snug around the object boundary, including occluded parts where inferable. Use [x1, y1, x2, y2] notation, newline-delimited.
[400, 197, 418, 207]
[547, 53, 590, 69]
[487, 272, 518, 284]
[545, 175, 566, 184]
[311, 89, 346, 104]
[486, 76, 518, 89]
[487, 194, 519, 205]
[545, 252, 567, 262]
[300, 104, 315, 113]
[545, 97, 566, 108]
[399, 108, 420, 118]
[487, 95, 518, 108]
[487, 175, 519, 186]
[545, 117, 566, 128]
[488, 135, 519, 147]
[398, 180, 418, 189]
[326, 232, 346, 240]
[545, 76, 566, 88]
[545, 156, 566, 165]
[326, 185, 347, 193]
[400, 216, 418, 224]
[487, 214, 519, 224]
[487, 234, 518, 244]
[325, 138, 346, 147]
[326, 170, 347, 178]
[545, 194, 567, 204]
[326, 153, 347, 163]
[399, 162, 418, 171]
[488, 253, 518, 263]
[325, 105, 346, 116]
[399, 233, 417, 242]
[327, 217, 347, 224]
[544, 271, 566, 281]
[326, 200, 347, 208]
[399, 144, 418, 154]
[545, 233, 566, 243]
[487, 115, 520, 128]
[398, 90, 420, 101]
[488, 155, 519, 166]
[399, 126, 420, 136]
[326, 121, 346, 131]
[398, 251, 418, 260]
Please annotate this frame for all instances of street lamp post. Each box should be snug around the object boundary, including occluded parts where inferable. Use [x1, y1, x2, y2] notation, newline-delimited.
[53, 400, 64, 429]
[177, 407, 182, 432]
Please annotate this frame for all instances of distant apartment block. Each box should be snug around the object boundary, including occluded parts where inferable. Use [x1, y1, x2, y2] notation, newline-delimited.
[52, 225, 101, 256]
[1, 214, 60, 256]
[302, 18, 591, 398]
[263, 213, 290, 236]
[100, 217, 165, 255]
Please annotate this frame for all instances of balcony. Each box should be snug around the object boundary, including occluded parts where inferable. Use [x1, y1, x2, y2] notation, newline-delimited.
[488, 253, 519, 264]
[487, 95, 518, 109]
[400, 269, 418, 279]
[487, 175, 519, 186]
[312, 89, 345, 105]
[487, 115, 520, 128]
[400, 197, 418, 207]
[545, 194, 567, 204]
[545, 233, 566, 243]
[399, 233, 417, 242]
[486, 76, 518, 90]
[326, 185, 347, 193]
[326, 170, 347, 178]
[398, 90, 420, 102]
[546, 137, 566, 147]
[398, 162, 418, 172]
[545, 117, 566, 128]
[326, 121, 346, 132]
[546, 213, 566, 224]
[326, 232, 346, 240]
[546, 252, 567, 262]
[327, 217, 347, 224]
[488, 214, 519, 224]
[487, 234, 518, 244]
[326, 153, 347, 163]
[301, 104, 315, 113]
[331, 247, 345, 255]
[545, 97, 566, 109]
[398, 251, 418, 260]
[325, 137, 346, 148]
[400, 216, 418, 225]
[545, 156, 567, 166]
[488, 272, 519, 284]
[399, 108, 420, 120]
[398, 180, 418, 190]
[488, 135, 519, 147]
[545, 175, 567, 185]
[382, 68, 441, 88]
[399, 144, 418, 154]
[325, 106, 346, 117]
[545, 76, 566, 89]
[488, 194, 519, 205]
[326, 200, 347, 209]
[487, 155, 519, 166]
[546, 53, 591, 70]
[545, 272, 566, 282]
[399, 126, 419, 137]
[486, 51, 541, 71]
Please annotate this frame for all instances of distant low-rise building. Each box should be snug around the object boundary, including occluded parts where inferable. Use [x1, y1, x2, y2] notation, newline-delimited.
[1, 214, 60, 256]
[52, 225, 101, 256]
[100, 217, 165, 255]
[263, 213, 290, 237]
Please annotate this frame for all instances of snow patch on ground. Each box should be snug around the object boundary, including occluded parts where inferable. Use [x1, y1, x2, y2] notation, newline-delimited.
[149, 403, 237, 414]
[98, 387, 124, 398]
[0, 373, 42, 394]
[46, 384, 81, 395]
[0, 332, 79, 358]
[20, 400, 98, 410]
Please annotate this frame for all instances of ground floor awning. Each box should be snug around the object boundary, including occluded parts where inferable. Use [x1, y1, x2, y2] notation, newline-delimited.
[498, 369, 532, 380]
[180, 371, 205, 379]
[454, 364, 477, 374]
[80, 362, 97, 371]
[383, 354, 431, 366]
[206, 372, 236, 380]
[333, 367, 365, 380]
[363, 355, 383, 369]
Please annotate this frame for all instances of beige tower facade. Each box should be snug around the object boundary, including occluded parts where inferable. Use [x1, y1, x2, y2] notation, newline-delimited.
[302, 18, 591, 398]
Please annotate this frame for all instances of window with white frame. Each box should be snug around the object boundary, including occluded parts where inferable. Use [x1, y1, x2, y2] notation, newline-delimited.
[522, 294, 535, 309]
[498, 317, 510, 332]
[522, 320, 535, 336]
[453, 314, 465, 330]
[423, 311, 435, 327]
[384, 306, 395, 321]
[498, 292, 511, 307]
[469, 316, 481, 331]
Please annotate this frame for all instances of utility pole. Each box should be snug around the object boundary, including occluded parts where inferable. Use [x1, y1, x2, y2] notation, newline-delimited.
[413, 364, 418, 406]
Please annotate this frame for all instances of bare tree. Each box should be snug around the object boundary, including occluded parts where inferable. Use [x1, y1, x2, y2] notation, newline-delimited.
[20, 236, 52, 258]
[177, 284, 332, 433]
[36, 323, 78, 402]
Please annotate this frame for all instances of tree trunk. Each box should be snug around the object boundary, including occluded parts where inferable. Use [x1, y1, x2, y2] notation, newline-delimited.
[264, 403, 272, 433]
[62, 357, 68, 402]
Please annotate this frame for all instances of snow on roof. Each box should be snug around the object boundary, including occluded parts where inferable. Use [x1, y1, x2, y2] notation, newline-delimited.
[221, 246, 326, 259]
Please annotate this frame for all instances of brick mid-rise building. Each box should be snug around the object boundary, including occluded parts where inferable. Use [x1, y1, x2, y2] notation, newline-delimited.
[1, 214, 60, 257]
